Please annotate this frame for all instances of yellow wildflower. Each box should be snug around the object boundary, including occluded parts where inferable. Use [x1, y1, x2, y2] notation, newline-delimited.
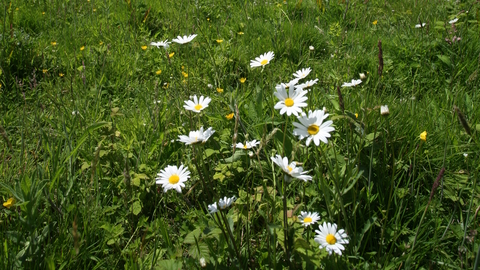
[355, 113, 358, 118]
[99, 41, 104, 46]
[42, 12, 45, 15]
[169, 52, 175, 58]
[59, 73, 64, 77]
[182, 71, 188, 78]
[3, 197, 15, 209]
[238, 32, 244, 35]
[141, 45, 147, 50]
[80, 46, 85, 51]
[240, 78, 246, 83]
[372, 20, 378, 25]
[420, 131, 427, 141]
[216, 39, 223, 43]
[51, 41, 57, 46]
[226, 113, 234, 120]
[216, 88, 224, 93]
[156, 69, 162, 75]
[43, 69, 48, 74]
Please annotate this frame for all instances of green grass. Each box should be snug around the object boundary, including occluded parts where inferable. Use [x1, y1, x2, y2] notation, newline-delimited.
[1, 0, 480, 269]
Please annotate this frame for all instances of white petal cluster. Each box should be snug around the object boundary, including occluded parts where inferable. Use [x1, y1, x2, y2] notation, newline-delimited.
[298, 211, 321, 227]
[172, 34, 197, 44]
[341, 79, 362, 87]
[314, 222, 349, 255]
[293, 110, 335, 146]
[155, 164, 191, 193]
[150, 40, 171, 48]
[250, 51, 274, 68]
[271, 155, 312, 182]
[183, 95, 211, 113]
[178, 127, 215, 145]
[273, 84, 308, 117]
[292, 67, 312, 79]
[234, 140, 260, 149]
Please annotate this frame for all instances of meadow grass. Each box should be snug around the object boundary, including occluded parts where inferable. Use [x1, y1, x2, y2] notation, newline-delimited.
[1, 0, 480, 269]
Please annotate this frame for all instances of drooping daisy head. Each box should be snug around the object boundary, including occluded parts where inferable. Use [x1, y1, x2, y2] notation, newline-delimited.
[341, 79, 362, 87]
[314, 222, 349, 255]
[234, 140, 260, 149]
[208, 202, 218, 214]
[271, 155, 312, 182]
[293, 109, 335, 146]
[293, 67, 312, 79]
[296, 78, 319, 90]
[250, 51, 274, 68]
[172, 34, 198, 44]
[218, 196, 236, 210]
[273, 84, 308, 117]
[183, 95, 211, 113]
[155, 164, 191, 193]
[298, 211, 321, 227]
[178, 127, 215, 145]
[150, 40, 171, 49]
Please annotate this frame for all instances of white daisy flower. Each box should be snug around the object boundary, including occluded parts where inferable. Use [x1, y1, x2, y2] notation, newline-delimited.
[271, 155, 312, 182]
[155, 164, 190, 193]
[449, 18, 458, 24]
[183, 95, 211, 113]
[293, 109, 335, 146]
[285, 78, 300, 89]
[234, 140, 260, 149]
[415, 23, 426, 28]
[208, 202, 218, 214]
[218, 196, 236, 210]
[314, 222, 349, 255]
[172, 34, 198, 44]
[292, 67, 312, 79]
[273, 84, 308, 117]
[295, 78, 318, 90]
[341, 79, 362, 87]
[298, 211, 321, 227]
[250, 51, 274, 68]
[380, 105, 389, 115]
[150, 40, 171, 48]
[178, 127, 215, 145]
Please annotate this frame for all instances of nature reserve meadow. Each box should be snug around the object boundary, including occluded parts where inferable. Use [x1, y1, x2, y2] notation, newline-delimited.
[1, 0, 480, 269]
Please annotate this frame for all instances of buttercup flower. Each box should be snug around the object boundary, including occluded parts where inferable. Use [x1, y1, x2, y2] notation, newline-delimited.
[208, 202, 219, 214]
[293, 67, 312, 79]
[293, 109, 335, 146]
[178, 127, 215, 145]
[156, 69, 162, 75]
[183, 95, 211, 113]
[240, 78, 246, 83]
[3, 197, 15, 209]
[141, 45, 147, 50]
[172, 34, 197, 44]
[226, 113, 234, 120]
[273, 84, 308, 117]
[341, 79, 362, 87]
[372, 20, 378, 25]
[271, 155, 312, 182]
[155, 164, 191, 193]
[250, 51, 274, 68]
[298, 211, 321, 227]
[218, 196, 236, 210]
[51, 41, 57, 46]
[216, 39, 223, 43]
[80, 46, 85, 51]
[150, 40, 171, 49]
[420, 130, 427, 141]
[234, 140, 260, 149]
[169, 52, 175, 58]
[314, 222, 349, 255]
[216, 88, 223, 93]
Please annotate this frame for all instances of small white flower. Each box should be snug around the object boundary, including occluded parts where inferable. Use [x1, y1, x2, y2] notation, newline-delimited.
[155, 164, 191, 193]
[314, 222, 349, 255]
[359, 73, 366, 79]
[199, 257, 207, 268]
[298, 211, 321, 227]
[293, 109, 335, 146]
[296, 78, 319, 90]
[292, 67, 312, 79]
[309, 46, 314, 51]
[218, 196, 236, 210]
[178, 127, 215, 145]
[207, 84, 213, 89]
[183, 95, 211, 113]
[463, 153, 468, 158]
[341, 79, 362, 87]
[271, 155, 312, 182]
[273, 84, 308, 117]
[172, 34, 198, 44]
[248, 151, 254, 158]
[449, 18, 458, 24]
[234, 140, 260, 149]
[208, 202, 218, 214]
[72, 110, 79, 115]
[250, 51, 274, 68]
[415, 23, 426, 28]
[150, 40, 170, 48]
[380, 105, 389, 115]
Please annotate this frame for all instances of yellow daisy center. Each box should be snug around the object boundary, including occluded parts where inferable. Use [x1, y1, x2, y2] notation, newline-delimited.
[168, 174, 180, 184]
[304, 217, 312, 223]
[194, 104, 203, 111]
[243, 145, 248, 149]
[260, 59, 268, 65]
[326, 234, 337, 245]
[284, 98, 294, 107]
[287, 166, 293, 172]
[307, 124, 319, 135]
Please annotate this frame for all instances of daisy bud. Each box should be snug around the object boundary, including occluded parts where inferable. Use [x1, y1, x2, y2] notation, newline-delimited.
[359, 73, 366, 79]
[207, 84, 213, 89]
[380, 105, 389, 116]
[309, 46, 314, 51]
[248, 151, 254, 158]
[199, 257, 207, 268]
